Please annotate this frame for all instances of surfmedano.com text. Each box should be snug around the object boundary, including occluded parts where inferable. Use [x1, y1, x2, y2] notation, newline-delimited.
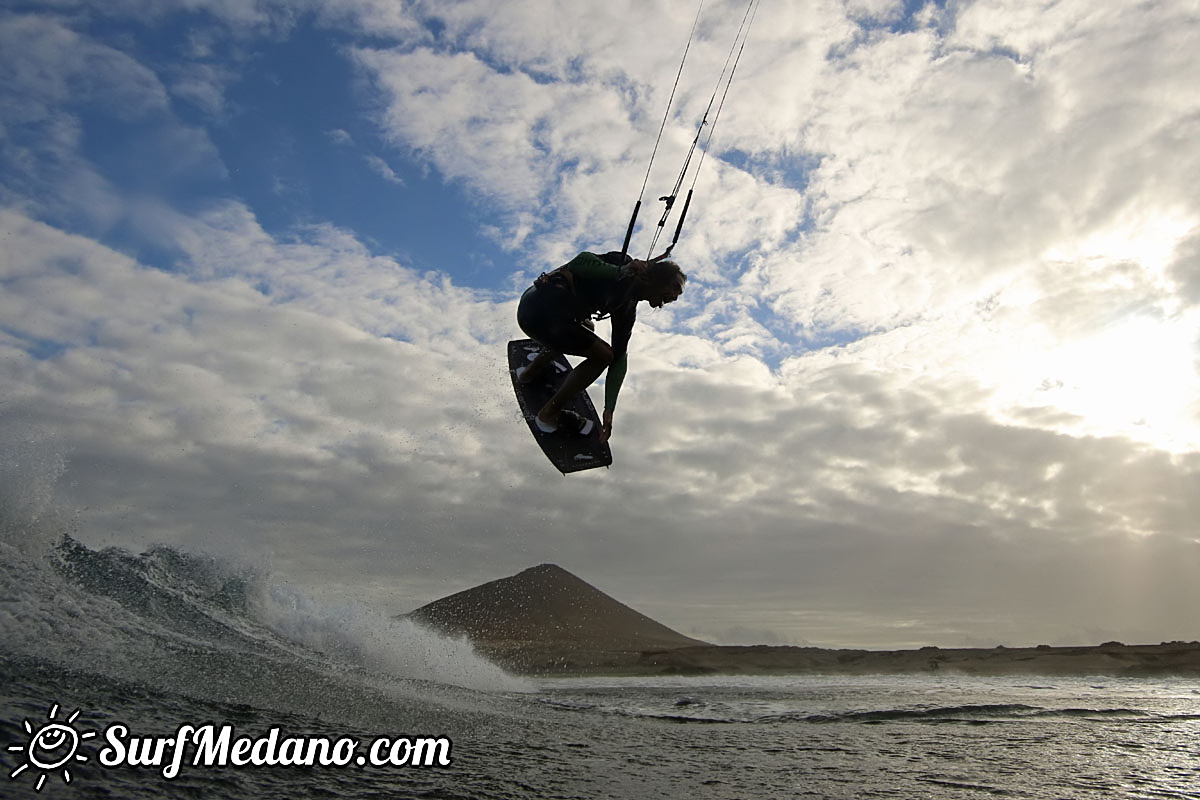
[99, 722, 453, 779]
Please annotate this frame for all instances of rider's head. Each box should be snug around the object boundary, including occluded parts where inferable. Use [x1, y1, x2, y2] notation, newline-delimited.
[636, 260, 687, 308]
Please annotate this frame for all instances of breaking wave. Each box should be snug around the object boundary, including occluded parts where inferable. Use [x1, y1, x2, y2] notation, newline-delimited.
[0, 429, 526, 712]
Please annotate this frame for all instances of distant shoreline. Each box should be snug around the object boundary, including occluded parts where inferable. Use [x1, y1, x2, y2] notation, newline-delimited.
[404, 564, 1200, 679]
[478, 641, 1200, 678]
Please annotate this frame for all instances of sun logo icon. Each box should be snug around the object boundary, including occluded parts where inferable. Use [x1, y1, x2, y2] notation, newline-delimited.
[7, 704, 96, 792]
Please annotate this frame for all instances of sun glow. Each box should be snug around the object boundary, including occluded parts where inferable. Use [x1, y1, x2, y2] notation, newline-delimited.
[1045, 209, 1195, 281]
[1032, 316, 1198, 445]
[993, 309, 1200, 453]
[990, 215, 1200, 451]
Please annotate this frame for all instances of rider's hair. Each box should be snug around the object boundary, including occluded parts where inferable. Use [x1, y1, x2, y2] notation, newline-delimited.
[626, 259, 686, 290]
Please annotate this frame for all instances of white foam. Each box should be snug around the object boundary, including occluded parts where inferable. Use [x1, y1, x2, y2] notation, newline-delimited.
[0, 422, 72, 557]
[253, 583, 530, 693]
[0, 419, 530, 695]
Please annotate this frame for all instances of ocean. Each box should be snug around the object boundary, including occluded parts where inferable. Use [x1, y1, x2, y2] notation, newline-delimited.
[3, 514, 1200, 797]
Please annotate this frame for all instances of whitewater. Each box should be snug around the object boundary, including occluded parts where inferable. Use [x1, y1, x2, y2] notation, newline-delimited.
[3, 441, 1200, 798]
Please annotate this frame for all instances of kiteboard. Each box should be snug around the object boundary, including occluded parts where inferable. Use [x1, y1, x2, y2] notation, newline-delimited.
[508, 338, 612, 474]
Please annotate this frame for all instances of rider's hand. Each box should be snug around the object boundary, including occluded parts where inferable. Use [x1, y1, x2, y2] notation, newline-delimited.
[599, 408, 614, 443]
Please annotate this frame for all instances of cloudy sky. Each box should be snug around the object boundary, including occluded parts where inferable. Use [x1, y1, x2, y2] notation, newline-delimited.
[2, 0, 1199, 650]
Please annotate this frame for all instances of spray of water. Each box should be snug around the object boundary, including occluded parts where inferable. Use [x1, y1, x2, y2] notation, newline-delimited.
[0, 421, 73, 556]
[253, 583, 530, 693]
[0, 419, 528, 694]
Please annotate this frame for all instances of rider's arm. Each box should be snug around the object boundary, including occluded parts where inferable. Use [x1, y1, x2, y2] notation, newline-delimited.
[604, 305, 635, 411]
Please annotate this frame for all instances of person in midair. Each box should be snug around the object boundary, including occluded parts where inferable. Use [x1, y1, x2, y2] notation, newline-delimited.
[515, 249, 686, 442]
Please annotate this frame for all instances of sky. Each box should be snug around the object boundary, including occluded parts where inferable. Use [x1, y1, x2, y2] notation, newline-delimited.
[2, 0, 1199, 651]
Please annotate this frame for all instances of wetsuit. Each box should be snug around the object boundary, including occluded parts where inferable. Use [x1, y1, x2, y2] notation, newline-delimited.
[517, 252, 636, 411]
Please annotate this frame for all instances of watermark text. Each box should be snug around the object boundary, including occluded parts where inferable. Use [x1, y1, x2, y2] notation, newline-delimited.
[7, 705, 452, 792]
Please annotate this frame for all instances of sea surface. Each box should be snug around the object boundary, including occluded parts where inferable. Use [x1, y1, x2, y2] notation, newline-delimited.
[3, 527, 1200, 798]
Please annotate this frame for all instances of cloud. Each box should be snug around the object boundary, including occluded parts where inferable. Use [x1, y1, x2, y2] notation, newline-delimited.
[1, 206, 511, 581]
[347, 1, 828, 262]
[2, 0, 1200, 650]
[326, 128, 355, 146]
[8, 191, 1192, 642]
[604, 359, 1200, 646]
[315, 0, 430, 43]
[345, 0, 1200, 369]
[364, 153, 405, 185]
[168, 62, 237, 117]
[0, 13, 225, 235]
[44, 0, 290, 31]
[353, 45, 631, 254]
[1170, 231, 1200, 307]
[5, 188, 1200, 647]
[0, 14, 169, 122]
[844, 0, 905, 26]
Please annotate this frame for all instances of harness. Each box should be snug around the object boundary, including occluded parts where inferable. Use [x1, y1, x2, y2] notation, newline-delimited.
[534, 265, 627, 322]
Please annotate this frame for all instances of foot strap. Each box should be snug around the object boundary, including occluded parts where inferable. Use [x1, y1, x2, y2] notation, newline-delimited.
[559, 409, 595, 436]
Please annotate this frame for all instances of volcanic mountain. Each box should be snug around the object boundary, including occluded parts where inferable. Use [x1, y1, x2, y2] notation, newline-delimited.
[405, 563, 707, 672]
[405, 565, 1200, 678]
